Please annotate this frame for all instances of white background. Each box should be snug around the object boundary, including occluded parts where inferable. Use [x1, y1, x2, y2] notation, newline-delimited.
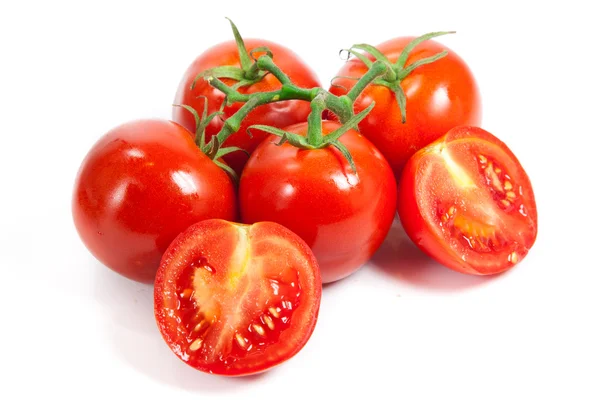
[1, 1, 598, 399]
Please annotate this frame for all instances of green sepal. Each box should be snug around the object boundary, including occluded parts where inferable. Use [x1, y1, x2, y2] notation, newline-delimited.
[397, 50, 449, 80]
[225, 17, 252, 71]
[214, 159, 238, 183]
[395, 31, 455, 68]
[323, 101, 375, 143]
[393, 85, 407, 124]
[191, 66, 245, 90]
[341, 48, 373, 68]
[351, 44, 389, 64]
[330, 140, 356, 173]
[248, 125, 313, 149]
[204, 136, 220, 159]
[214, 146, 250, 159]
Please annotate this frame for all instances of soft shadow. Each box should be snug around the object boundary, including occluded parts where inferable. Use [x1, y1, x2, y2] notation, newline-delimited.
[370, 220, 498, 292]
[93, 262, 265, 392]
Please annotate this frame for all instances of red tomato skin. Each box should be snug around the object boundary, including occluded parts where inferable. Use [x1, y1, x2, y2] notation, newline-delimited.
[330, 37, 481, 178]
[72, 119, 237, 283]
[239, 121, 397, 283]
[173, 39, 321, 174]
[398, 126, 538, 275]
[154, 219, 321, 376]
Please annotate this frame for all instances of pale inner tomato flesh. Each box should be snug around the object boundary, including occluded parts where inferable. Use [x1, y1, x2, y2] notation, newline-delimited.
[174, 226, 302, 367]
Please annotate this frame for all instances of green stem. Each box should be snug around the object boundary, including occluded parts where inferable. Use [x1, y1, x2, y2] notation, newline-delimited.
[256, 56, 291, 85]
[346, 60, 388, 102]
[307, 94, 327, 147]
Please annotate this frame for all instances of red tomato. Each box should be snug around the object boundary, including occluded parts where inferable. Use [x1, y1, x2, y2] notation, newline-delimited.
[72, 119, 236, 283]
[173, 39, 320, 174]
[154, 219, 321, 376]
[239, 121, 397, 283]
[330, 37, 481, 178]
[398, 126, 537, 275]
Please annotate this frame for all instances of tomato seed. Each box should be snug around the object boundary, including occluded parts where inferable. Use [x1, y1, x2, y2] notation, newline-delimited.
[189, 338, 202, 351]
[263, 315, 275, 330]
[252, 324, 266, 337]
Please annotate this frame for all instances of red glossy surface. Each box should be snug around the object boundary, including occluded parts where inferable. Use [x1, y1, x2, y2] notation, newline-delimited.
[398, 126, 538, 275]
[330, 37, 482, 178]
[154, 219, 321, 376]
[239, 121, 397, 283]
[72, 119, 236, 283]
[173, 39, 321, 174]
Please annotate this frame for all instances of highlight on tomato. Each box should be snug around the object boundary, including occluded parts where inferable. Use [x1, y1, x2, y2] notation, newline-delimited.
[173, 20, 320, 175]
[239, 115, 397, 284]
[154, 219, 321, 376]
[330, 33, 481, 178]
[398, 126, 537, 275]
[72, 119, 237, 283]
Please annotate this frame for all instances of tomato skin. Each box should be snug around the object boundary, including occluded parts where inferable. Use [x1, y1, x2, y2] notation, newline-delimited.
[239, 121, 397, 283]
[330, 37, 481, 178]
[72, 119, 236, 283]
[173, 39, 320, 174]
[398, 126, 538, 275]
[154, 219, 321, 376]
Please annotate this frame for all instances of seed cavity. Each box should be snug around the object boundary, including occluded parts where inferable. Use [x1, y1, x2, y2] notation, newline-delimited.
[189, 338, 202, 351]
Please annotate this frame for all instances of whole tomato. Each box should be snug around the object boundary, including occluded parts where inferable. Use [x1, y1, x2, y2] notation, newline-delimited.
[173, 39, 320, 174]
[72, 119, 237, 283]
[239, 121, 397, 283]
[330, 36, 481, 178]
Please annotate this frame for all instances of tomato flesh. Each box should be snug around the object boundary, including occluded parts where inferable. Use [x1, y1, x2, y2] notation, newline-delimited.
[398, 126, 537, 275]
[154, 219, 321, 376]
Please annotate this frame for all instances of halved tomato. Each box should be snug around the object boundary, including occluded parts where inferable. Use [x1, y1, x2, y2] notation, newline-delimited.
[154, 219, 321, 376]
[398, 126, 538, 275]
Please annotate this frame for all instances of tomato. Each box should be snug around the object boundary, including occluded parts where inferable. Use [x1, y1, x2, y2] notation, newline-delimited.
[330, 37, 481, 178]
[173, 39, 320, 175]
[239, 121, 397, 283]
[398, 126, 537, 275]
[72, 119, 236, 283]
[154, 219, 321, 376]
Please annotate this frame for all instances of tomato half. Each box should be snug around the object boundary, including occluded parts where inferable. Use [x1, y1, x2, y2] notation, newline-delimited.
[154, 219, 321, 376]
[398, 126, 538, 275]
[72, 119, 236, 283]
[173, 39, 320, 174]
[330, 37, 481, 178]
[239, 121, 397, 283]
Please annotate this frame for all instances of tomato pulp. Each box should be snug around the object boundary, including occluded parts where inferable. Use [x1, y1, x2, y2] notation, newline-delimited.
[154, 219, 321, 375]
[398, 126, 537, 275]
[330, 37, 481, 178]
[239, 121, 397, 283]
[72, 119, 236, 283]
[173, 39, 320, 174]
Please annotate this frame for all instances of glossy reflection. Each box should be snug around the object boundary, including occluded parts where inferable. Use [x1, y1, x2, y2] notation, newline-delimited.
[73, 119, 237, 283]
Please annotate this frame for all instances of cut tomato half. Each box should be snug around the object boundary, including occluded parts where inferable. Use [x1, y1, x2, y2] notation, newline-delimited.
[154, 219, 321, 376]
[398, 126, 538, 275]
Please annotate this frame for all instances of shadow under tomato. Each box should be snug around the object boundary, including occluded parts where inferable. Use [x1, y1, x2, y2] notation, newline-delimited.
[369, 219, 498, 292]
[92, 262, 267, 392]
